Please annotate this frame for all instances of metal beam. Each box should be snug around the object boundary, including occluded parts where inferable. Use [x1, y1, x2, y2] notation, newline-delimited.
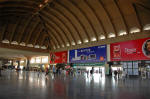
[40, 14, 67, 45]
[0, 20, 8, 41]
[114, 0, 129, 34]
[42, 10, 77, 45]
[98, 0, 118, 37]
[18, 16, 33, 43]
[33, 28, 44, 45]
[85, 0, 107, 38]
[69, 0, 98, 41]
[55, 1, 90, 43]
[40, 12, 71, 46]
[9, 16, 21, 42]
[47, 6, 83, 43]
[132, 3, 143, 31]
[25, 20, 40, 44]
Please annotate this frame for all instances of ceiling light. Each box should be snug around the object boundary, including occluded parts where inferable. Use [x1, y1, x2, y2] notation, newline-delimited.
[72, 41, 75, 45]
[53, 46, 56, 49]
[11, 41, 18, 45]
[66, 43, 70, 47]
[99, 35, 105, 40]
[44, 0, 49, 3]
[41, 46, 47, 49]
[84, 39, 89, 43]
[91, 37, 97, 41]
[2, 39, 9, 44]
[34, 45, 40, 48]
[143, 24, 150, 30]
[119, 30, 127, 36]
[20, 42, 26, 46]
[130, 27, 140, 33]
[57, 45, 60, 48]
[27, 44, 33, 47]
[77, 40, 82, 44]
[108, 33, 116, 38]
[39, 4, 43, 8]
[62, 44, 65, 47]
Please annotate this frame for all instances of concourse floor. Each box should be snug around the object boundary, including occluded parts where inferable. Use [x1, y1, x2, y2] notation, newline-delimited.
[0, 70, 150, 99]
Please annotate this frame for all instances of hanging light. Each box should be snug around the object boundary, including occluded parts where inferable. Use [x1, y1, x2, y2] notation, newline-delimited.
[11, 41, 18, 45]
[20, 42, 26, 46]
[108, 33, 116, 38]
[2, 39, 9, 44]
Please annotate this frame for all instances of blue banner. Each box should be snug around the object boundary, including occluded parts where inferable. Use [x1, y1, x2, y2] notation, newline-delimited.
[69, 45, 107, 63]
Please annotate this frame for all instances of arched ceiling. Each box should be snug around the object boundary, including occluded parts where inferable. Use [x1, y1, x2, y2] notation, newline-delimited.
[0, 0, 150, 52]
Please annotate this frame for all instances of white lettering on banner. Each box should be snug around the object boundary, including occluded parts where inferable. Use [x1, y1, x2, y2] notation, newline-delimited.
[99, 46, 105, 48]
[125, 48, 137, 54]
[55, 56, 60, 60]
[80, 49, 91, 52]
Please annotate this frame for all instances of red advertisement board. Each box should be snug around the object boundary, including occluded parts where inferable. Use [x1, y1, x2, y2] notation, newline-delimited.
[110, 37, 150, 61]
[50, 51, 68, 64]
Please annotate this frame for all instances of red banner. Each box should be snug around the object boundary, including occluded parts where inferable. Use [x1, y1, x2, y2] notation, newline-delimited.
[50, 51, 68, 64]
[110, 37, 150, 61]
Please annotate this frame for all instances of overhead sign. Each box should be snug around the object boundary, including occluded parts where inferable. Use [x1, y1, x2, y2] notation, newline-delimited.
[50, 51, 67, 64]
[110, 37, 150, 61]
[69, 45, 107, 63]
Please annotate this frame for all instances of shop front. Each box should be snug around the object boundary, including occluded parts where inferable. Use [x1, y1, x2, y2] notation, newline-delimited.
[69, 45, 107, 76]
[73, 63, 105, 75]
[110, 37, 150, 78]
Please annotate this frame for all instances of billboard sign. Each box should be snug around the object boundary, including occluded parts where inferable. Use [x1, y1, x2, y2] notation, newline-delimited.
[110, 37, 150, 61]
[69, 45, 107, 63]
[50, 51, 67, 64]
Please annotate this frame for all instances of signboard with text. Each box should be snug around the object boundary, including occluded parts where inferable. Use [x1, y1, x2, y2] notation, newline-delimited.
[69, 45, 107, 63]
[50, 51, 67, 64]
[110, 37, 150, 61]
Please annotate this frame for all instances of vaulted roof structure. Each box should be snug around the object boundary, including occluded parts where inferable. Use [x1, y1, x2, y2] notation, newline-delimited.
[0, 0, 150, 52]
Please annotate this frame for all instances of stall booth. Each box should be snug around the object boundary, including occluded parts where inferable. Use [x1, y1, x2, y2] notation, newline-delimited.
[110, 37, 150, 78]
[69, 45, 107, 77]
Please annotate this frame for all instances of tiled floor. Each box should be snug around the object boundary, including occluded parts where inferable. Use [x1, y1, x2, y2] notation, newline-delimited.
[0, 70, 150, 99]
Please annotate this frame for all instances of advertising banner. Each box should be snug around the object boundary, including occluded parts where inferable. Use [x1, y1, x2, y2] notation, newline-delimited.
[69, 45, 107, 63]
[110, 37, 150, 61]
[50, 51, 67, 64]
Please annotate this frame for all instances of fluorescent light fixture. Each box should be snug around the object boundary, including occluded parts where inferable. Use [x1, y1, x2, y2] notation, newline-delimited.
[66, 43, 70, 47]
[130, 27, 140, 33]
[44, 0, 49, 3]
[72, 41, 75, 45]
[62, 44, 65, 47]
[57, 45, 60, 48]
[77, 40, 82, 44]
[20, 42, 26, 46]
[91, 37, 97, 41]
[11, 41, 18, 45]
[34, 45, 40, 48]
[99, 35, 105, 40]
[119, 30, 127, 36]
[2, 39, 9, 44]
[41, 46, 47, 49]
[84, 39, 89, 43]
[39, 4, 43, 8]
[108, 33, 116, 38]
[20, 60, 24, 63]
[143, 24, 150, 30]
[27, 44, 33, 47]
